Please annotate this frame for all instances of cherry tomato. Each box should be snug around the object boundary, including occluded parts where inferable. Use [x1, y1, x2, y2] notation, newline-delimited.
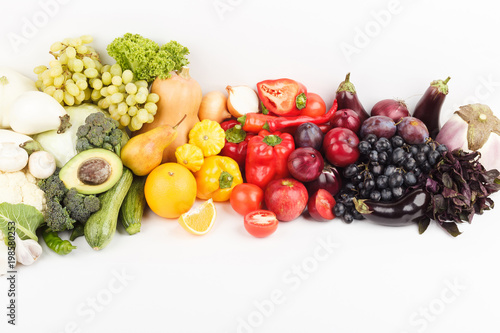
[230, 183, 264, 216]
[300, 93, 326, 118]
[244, 210, 279, 238]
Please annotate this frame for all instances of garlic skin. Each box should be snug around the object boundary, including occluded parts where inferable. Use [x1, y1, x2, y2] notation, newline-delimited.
[15, 234, 42, 266]
[476, 133, 500, 171]
[435, 114, 468, 151]
[436, 104, 500, 172]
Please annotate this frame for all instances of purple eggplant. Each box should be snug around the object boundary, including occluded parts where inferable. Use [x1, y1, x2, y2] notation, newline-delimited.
[335, 73, 369, 124]
[412, 77, 450, 139]
[353, 189, 431, 226]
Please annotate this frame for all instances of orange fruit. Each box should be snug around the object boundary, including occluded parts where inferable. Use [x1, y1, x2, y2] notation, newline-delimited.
[145, 163, 197, 219]
[178, 199, 216, 235]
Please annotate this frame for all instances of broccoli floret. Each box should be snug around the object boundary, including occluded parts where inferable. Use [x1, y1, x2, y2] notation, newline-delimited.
[76, 124, 91, 137]
[106, 33, 189, 83]
[85, 112, 105, 126]
[44, 200, 75, 232]
[76, 112, 124, 155]
[87, 126, 104, 146]
[102, 142, 113, 151]
[63, 188, 101, 223]
[38, 169, 67, 201]
[76, 137, 92, 152]
[108, 128, 123, 147]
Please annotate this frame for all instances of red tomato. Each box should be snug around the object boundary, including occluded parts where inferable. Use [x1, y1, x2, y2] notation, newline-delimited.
[244, 210, 279, 238]
[230, 183, 264, 216]
[300, 93, 326, 118]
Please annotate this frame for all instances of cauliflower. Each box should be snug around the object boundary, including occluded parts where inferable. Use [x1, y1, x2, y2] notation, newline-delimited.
[0, 167, 46, 213]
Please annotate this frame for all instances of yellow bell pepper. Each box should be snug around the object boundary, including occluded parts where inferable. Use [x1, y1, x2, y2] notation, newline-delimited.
[194, 156, 243, 201]
[189, 119, 226, 157]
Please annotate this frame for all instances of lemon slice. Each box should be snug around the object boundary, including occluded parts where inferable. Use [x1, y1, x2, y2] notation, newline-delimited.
[178, 199, 216, 235]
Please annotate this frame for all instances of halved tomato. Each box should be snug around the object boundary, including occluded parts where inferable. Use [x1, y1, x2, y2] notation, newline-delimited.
[244, 210, 278, 238]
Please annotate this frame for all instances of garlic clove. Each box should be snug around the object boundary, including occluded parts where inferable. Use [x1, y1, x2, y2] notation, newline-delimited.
[14, 234, 42, 266]
[226, 85, 260, 118]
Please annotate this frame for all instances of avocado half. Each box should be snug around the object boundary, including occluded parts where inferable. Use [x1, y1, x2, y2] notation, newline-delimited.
[59, 148, 123, 194]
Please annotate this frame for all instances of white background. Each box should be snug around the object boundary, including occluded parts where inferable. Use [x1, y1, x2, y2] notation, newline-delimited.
[1, 0, 500, 332]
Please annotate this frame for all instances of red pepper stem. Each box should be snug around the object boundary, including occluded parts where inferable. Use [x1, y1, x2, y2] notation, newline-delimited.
[263, 134, 283, 147]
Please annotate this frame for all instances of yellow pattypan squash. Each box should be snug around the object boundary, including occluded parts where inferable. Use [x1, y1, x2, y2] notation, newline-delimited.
[188, 119, 225, 157]
[175, 144, 204, 172]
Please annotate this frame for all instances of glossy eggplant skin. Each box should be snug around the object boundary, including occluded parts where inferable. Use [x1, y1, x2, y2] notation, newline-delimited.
[335, 73, 369, 124]
[413, 77, 450, 139]
[354, 189, 431, 226]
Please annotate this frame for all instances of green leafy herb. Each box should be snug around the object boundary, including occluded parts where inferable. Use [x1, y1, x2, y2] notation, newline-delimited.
[0, 203, 44, 245]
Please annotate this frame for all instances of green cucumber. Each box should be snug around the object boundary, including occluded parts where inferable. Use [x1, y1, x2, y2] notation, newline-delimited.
[119, 175, 147, 235]
[84, 167, 133, 250]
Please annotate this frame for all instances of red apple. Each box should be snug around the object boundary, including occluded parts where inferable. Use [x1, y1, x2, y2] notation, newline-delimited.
[322, 127, 360, 168]
[308, 189, 336, 222]
[264, 178, 308, 222]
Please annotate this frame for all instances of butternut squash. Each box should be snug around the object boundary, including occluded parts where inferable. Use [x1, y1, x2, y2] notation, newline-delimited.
[136, 66, 201, 163]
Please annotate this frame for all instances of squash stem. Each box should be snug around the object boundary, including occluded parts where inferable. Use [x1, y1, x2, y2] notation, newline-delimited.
[178, 66, 190, 79]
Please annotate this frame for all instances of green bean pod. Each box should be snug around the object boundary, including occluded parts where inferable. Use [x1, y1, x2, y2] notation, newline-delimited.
[42, 227, 77, 255]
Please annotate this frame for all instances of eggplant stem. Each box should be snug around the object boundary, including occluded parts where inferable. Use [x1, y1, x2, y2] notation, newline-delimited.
[443, 77, 451, 84]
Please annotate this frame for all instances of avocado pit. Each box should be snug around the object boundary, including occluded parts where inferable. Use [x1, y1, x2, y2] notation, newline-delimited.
[78, 158, 111, 185]
[59, 148, 123, 195]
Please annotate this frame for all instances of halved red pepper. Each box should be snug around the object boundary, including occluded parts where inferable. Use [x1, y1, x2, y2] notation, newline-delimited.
[245, 130, 295, 189]
[220, 120, 255, 173]
[257, 79, 307, 116]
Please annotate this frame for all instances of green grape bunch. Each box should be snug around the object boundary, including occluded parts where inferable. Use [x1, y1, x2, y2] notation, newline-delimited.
[35, 35, 160, 132]
[34, 35, 102, 106]
[94, 64, 159, 131]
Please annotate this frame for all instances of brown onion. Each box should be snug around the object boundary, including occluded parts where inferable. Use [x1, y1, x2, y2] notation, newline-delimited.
[198, 91, 232, 123]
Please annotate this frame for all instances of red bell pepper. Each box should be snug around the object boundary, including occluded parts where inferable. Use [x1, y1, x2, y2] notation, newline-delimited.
[238, 99, 338, 133]
[245, 130, 295, 189]
[220, 120, 254, 173]
[257, 78, 307, 117]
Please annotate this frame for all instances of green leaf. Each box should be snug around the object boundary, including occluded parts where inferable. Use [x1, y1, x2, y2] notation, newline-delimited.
[416, 216, 430, 234]
[440, 222, 462, 237]
[442, 172, 453, 189]
[0, 203, 44, 245]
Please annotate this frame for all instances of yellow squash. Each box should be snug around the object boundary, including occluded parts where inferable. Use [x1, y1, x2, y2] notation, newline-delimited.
[136, 67, 202, 163]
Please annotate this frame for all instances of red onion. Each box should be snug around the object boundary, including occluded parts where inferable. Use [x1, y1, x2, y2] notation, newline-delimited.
[371, 99, 410, 122]
[330, 109, 362, 133]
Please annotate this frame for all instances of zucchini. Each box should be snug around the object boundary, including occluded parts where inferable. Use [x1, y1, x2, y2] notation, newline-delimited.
[119, 175, 147, 235]
[84, 167, 133, 250]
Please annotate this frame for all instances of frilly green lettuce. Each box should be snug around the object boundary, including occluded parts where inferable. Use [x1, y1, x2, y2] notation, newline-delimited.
[106, 33, 190, 83]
